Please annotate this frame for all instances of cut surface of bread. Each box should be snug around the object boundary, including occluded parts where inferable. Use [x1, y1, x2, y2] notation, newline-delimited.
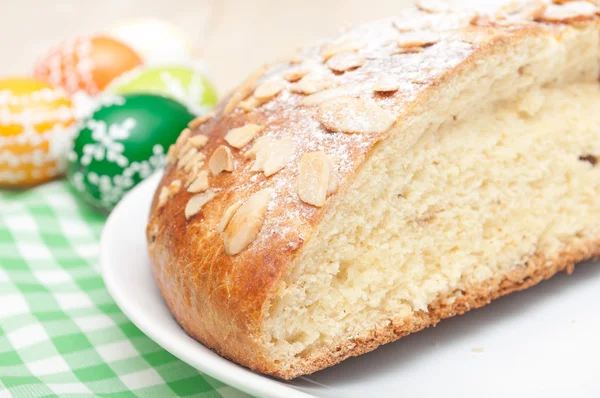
[266, 81, 600, 370]
[147, 0, 600, 380]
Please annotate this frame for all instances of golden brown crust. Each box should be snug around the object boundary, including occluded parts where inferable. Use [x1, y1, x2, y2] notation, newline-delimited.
[147, 0, 600, 380]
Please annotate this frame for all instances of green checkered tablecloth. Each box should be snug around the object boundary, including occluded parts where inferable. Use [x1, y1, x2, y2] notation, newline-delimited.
[0, 180, 249, 398]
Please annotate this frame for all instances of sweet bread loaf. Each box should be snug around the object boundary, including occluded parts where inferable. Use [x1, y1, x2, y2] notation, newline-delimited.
[147, 0, 600, 379]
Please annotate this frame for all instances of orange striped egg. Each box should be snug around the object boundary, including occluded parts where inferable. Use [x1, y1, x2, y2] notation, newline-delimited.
[0, 78, 76, 187]
[34, 35, 143, 95]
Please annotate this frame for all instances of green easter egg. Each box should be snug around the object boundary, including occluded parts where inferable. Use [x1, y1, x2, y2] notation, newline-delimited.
[67, 93, 195, 211]
[107, 66, 218, 114]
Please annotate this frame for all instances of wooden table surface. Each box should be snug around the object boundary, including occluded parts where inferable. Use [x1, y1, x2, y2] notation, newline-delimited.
[2, 0, 413, 94]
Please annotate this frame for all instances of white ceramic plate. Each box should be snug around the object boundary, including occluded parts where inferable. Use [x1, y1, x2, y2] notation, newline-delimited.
[102, 172, 600, 398]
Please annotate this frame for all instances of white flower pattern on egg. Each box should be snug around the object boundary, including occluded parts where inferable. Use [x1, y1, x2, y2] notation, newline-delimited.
[81, 117, 137, 168]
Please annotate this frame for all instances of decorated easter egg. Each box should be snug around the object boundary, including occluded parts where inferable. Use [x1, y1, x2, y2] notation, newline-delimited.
[67, 94, 194, 211]
[0, 77, 75, 187]
[107, 66, 218, 114]
[34, 35, 143, 95]
[107, 18, 195, 65]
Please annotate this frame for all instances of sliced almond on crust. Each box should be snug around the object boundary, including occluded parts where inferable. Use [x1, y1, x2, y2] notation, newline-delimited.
[225, 124, 262, 149]
[539, 1, 597, 21]
[249, 137, 296, 177]
[326, 53, 365, 73]
[178, 147, 198, 169]
[187, 170, 210, 193]
[397, 31, 440, 48]
[157, 187, 169, 207]
[392, 10, 477, 31]
[184, 162, 200, 187]
[496, 0, 547, 20]
[318, 96, 395, 134]
[223, 92, 246, 116]
[175, 128, 193, 159]
[177, 140, 194, 159]
[175, 127, 191, 146]
[392, 46, 425, 55]
[185, 189, 215, 220]
[209, 145, 235, 176]
[223, 66, 266, 115]
[238, 96, 262, 112]
[284, 67, 310, 82]
[218, 200, 243, 233]
[188, 112, 214, 129]
[290, 73, 334, 95]
[168, 180, 181, 193]
[157, 187, 172, 208]
[301, 83, 370, 106]
[373, 76, 401, 92]
[189, 135, 209, 149]
[290, 53, 305, 64]
[416, 0, 451, 13]
[320, 40, 366, 61]
[254, 79, 286, 101]
[392, 13, 432, 31]
[168, 128, 191, 164]
[223, 189, 272, 255]
[165, 144, 177, 165]
[452, 26, 507, 44]
[183, 152, 205, 173]
[158, 180, 181, 208]
[244, 136, 270, 160]
[298, 151, 330, 207]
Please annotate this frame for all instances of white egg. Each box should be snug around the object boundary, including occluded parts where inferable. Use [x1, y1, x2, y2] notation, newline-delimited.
[107, 18, 195, 65]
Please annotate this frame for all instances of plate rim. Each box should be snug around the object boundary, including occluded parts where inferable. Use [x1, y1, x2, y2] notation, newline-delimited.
[101, 172, 315, 398]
